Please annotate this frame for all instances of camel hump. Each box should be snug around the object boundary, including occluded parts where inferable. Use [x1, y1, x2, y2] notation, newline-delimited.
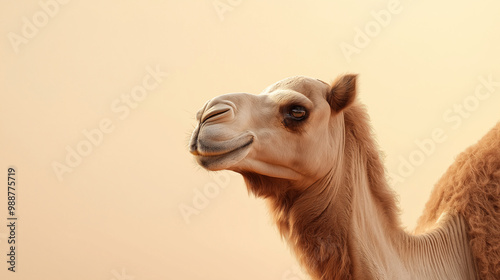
[438, 122, 500, 279]
[417, 121, 500, 233]
[445, 122, 500, 201]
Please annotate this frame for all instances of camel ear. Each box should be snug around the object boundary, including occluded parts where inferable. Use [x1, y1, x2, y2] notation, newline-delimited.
[328, 74, 357, 112]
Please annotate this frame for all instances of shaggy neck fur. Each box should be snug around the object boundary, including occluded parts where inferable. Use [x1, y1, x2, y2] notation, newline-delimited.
[243, 104, 478, 280]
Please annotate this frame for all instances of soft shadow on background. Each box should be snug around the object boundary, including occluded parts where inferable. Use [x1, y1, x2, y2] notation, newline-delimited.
[1, 1, 499, 279]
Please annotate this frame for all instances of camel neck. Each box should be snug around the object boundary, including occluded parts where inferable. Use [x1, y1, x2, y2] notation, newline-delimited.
[267, 165, 354, 279]
[348, 149, 406, 278]
[348, 152, 477, 279]
[268, 106, 477, 279]
[341, 109, 477, 279]
[343, 107, 477, 279]
[279, 139, 477, 279]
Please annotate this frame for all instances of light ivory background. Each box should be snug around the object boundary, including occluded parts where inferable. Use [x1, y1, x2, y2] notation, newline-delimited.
[1, 1, 500, 279]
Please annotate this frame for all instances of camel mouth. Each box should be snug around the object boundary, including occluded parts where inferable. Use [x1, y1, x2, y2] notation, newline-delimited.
[195, 138, 254, 171]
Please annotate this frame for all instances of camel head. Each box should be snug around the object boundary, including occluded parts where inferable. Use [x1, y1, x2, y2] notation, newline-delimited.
[189, 74, 357, 195]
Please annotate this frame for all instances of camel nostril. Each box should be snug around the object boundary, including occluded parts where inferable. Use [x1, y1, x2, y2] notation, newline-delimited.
[201, 105, 232, 124]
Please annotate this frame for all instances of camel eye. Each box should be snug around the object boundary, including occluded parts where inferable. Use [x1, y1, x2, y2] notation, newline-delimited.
[289, 106, 307, 120]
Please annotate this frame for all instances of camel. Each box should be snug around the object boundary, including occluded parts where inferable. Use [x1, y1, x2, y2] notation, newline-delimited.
[188, 74, 500, 280]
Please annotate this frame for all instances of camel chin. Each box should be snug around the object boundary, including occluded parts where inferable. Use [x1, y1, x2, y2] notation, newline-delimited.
[194, 138, 253, 171]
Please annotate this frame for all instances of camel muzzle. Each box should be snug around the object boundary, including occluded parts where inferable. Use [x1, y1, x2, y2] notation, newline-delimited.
[189, 96, 254, 170]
